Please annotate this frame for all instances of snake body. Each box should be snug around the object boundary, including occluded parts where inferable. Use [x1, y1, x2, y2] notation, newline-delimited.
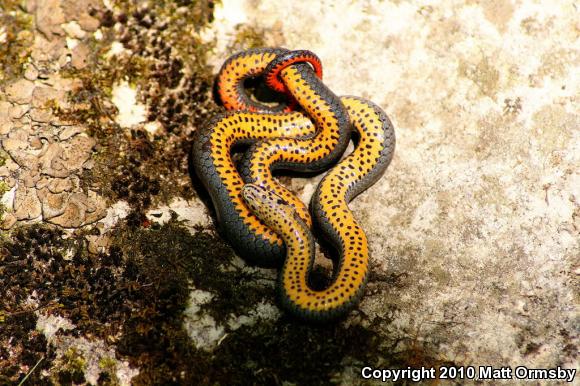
[216, 47, 323, 113]
[193, 48, 395, 321]
[192, 49, 350, 267]
[242, 97, 395, 321]
[238, 51, 354, 229]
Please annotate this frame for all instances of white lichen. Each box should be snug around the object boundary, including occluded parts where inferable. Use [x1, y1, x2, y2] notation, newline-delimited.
[183, 289, 225, 350]
[146, 197, 212, 231]
[36, 313, 139, 385]
[111, 81, 148, 128]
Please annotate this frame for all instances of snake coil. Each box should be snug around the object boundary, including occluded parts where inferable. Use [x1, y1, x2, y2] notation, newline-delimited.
[192, 48, 395, 322]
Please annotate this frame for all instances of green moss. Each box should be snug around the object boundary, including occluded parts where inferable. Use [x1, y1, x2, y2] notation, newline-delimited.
[0, 201, 446, 384]
[0, 149, 7, 168]
[51, 348, 87, 384]
[98, 356, 117, 370]
[98, 357, 121, 386]
[0, 1, 33, 84]
[55, 0, 219, 214]
[231, 24, 268, 50]
[0, 181, 9, 196]
[0, 150, 9, 231]
[0, 179, 10, 224]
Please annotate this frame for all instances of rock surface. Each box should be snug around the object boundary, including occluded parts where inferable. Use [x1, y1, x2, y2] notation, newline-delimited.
[1, 0, 577, 384]
[200, 0, 579, 378]
[1, 58, 103, 229]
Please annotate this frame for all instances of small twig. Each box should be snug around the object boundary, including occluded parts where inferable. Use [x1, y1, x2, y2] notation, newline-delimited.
[18, 356, 44, 386]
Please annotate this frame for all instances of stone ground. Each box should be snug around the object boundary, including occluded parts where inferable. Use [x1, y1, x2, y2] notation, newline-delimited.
[0, 0, 578, 385]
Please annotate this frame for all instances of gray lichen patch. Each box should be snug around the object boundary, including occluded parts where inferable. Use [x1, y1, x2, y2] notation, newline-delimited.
[1, 0, 108, 231]
[1, 0, 220, 383]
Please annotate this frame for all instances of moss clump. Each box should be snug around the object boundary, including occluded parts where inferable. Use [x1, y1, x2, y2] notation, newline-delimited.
[231, 24, 268, 51]
[0, 310, 52, 384]
[1, 225, 81, 383]
[0, 150, 8, 225]
[0, 199, 445, 385]
[0, 179, 9, 223]
[52, 348, 87, 384]
[56, 0, 219, 221]
[97, 356, 121, 386]
[0, 1, 33, 84]
[0, 149, 7, 167]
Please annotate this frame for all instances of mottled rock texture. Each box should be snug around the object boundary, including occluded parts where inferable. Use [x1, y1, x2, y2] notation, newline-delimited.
[201, 0, 579, 380]
[1, 0, 577, 385]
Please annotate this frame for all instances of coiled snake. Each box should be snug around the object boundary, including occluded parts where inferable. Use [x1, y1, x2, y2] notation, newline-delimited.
[192, 48, 395, 321]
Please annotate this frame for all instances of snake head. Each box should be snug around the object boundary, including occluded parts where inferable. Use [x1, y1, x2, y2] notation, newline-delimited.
[241, 184, 297, 233]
